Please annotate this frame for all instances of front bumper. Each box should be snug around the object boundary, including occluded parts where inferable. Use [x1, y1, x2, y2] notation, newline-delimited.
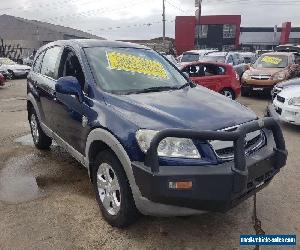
[132, 118, 287, 213]
[267, 101, 300, 125]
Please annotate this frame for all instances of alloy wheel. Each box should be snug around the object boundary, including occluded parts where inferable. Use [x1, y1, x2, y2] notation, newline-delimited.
[97, 163, 121, 216]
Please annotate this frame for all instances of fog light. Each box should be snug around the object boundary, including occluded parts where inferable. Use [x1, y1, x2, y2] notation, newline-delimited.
[169, 181, 193, 190]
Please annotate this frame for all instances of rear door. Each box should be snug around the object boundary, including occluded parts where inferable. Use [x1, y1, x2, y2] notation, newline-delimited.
[38, 46, 62, 129]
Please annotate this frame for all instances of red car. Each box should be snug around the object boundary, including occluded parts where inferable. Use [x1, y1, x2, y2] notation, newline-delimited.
[0, 73, 5, 86]
[181, 61, 241, 100]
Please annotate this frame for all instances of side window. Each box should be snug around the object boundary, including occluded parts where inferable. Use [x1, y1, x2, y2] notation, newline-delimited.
[32, 51, 45, 73]
[58, 49, 85, 90]
[40, 46, 61, 79]
[227, 55, 234, 65]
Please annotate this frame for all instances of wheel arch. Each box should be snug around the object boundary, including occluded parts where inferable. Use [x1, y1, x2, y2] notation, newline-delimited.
[27, 93, 42, 121]
[85, 128, 142, 204]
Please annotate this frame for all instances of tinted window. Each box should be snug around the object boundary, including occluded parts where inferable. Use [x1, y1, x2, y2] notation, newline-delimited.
[41, 46, 61, 79]
[202, 55, 226, 63]
[33, 51, 45, 73]
[59, 49, 85, 90]
[181, 53, 200, 62]
[184, 64, 225, 77]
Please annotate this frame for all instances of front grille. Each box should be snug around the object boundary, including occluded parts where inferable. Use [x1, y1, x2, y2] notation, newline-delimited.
[251, 75, 271, 80]
[277, 95, 285, 103]
[210, 127, 266, 160]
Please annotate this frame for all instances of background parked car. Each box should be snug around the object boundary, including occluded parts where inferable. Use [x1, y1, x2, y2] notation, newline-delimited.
[23, 54, 35, 66]
[241, 52, 297, 96]
[179, 49, 218, 67]
[239, 52, 257, 64]
[268, 85, 300, 125]
[0, 68, 12, 80]
[0, 57, 31, 79]
[202, 51, 248, 79]
[272, 77, 300, 99]
[0, 73, 5, 86]
[181, 61, 241, 99]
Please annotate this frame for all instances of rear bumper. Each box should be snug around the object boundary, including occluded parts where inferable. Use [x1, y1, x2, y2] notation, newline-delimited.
[132, 118, 287, 214]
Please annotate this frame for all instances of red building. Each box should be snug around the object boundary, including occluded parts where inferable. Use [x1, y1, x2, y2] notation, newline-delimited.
[175, 15, 296, 55]
[176, 15, 241, 55]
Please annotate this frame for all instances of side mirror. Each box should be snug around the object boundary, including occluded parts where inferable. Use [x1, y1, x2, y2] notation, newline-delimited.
[55, 76, 83, 103]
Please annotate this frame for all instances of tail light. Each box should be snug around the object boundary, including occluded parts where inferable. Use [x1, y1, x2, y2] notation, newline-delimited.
[235, 72, 240, 81]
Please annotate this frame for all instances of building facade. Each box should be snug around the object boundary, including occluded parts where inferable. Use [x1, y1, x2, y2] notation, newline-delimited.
[0, 14, 102, 61]
[175, 15, 300, 55]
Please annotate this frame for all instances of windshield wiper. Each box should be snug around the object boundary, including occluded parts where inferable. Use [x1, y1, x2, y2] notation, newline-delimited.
[127, 86, 180, 94]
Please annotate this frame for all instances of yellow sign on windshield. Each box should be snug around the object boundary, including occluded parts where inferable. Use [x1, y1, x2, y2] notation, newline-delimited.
[107, 51, 168, 79]
[261, 56, 282, 65]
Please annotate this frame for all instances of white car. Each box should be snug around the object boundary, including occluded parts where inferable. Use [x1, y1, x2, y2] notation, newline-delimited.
[0, 58, 31, 78]
[272, 85, 300, 125]
[179, 49, 218, 67]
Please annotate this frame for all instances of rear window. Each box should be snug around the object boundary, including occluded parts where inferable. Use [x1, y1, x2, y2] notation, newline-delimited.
[202, 55, 226, 63]
[181, 53, 200, 62]
[183, 64, 226, 77]
[33, 51, 45, 73]
[40, 46, 61, 79]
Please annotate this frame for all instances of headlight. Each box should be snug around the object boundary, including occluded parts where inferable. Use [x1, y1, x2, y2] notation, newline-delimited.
[272, 72, 286, 81]
[135, 129, 201, 159]
[288, 97, 300, 106]
[242, 71, 251, 80]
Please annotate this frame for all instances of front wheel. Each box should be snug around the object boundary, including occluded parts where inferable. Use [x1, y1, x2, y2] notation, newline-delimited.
[91, 150, 139, 228]
[7, 70, 15, 79]
[220, 88, 235, 100]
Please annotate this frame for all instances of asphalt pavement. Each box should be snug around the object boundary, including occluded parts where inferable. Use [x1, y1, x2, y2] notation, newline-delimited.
[0, 80, 299, 250]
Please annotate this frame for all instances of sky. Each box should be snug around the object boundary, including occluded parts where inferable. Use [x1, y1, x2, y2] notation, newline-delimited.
[0, 0, 299, 40]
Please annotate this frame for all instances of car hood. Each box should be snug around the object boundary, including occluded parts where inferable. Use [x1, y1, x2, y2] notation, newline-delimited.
[105, 86, 257, 131]
[248, 67, 285, 75]
[278, 85, 300, 99]
[276, 77, 300, 88]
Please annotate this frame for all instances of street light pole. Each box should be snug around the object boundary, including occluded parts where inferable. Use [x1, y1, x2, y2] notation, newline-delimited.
[197, 0, 202, 49]
[162, 0, 166, 42]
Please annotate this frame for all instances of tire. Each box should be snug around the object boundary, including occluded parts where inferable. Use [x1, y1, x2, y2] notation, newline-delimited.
[91, 150, 139, 228]
[220, 88, 235, 100]
[7, 70, 15, 79]
[29, 108, 52, 150]
[241, 86, 250, 97]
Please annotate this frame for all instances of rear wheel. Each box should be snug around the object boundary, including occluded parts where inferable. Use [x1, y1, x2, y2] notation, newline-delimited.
[29, 108, 52, 150]
[91, 150, 139, 228]
[220, 88, 235, 100]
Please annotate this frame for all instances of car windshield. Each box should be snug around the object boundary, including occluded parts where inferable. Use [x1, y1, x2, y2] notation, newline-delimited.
[0, 58, 16, 65]
[202, 55, 226, 63]
[181, 53, 200, 62]
[254, 55, 288, 68]
[84, 47, 187, 94]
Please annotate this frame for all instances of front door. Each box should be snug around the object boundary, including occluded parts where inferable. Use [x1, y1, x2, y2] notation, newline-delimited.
[52, 48, 91, 155]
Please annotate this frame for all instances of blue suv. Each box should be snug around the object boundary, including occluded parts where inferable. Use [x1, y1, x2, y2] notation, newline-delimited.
[27, 40, 287, 227]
